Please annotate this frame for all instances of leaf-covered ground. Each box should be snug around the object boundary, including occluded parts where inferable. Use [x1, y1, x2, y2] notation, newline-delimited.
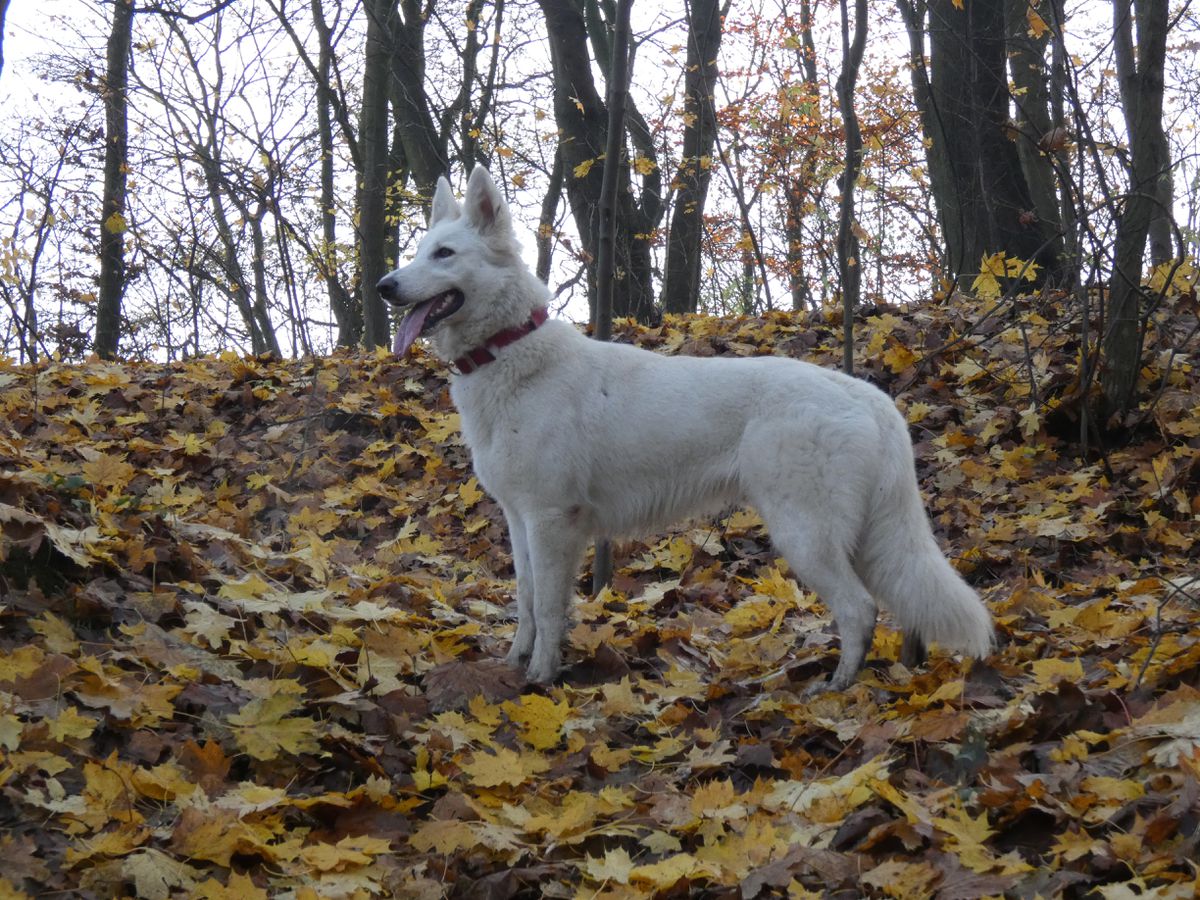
[1, 298, 1198, 899]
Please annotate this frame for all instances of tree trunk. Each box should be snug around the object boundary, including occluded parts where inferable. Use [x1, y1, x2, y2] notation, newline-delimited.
[1102, 0, 1169, 416]
[836, 0, 867, 375]
[389, 0, 448, 197]
[96, 0, 134, 359]
[595, 0, 632, 339]
[357, 0, 394, 349]
[313, 0, 360, 346]
[786, 0, 821, 311]
[591, 0, 633, 595]
[536, 148, 564, 283]
[1003, 0, 1064, 258]
[1112, 0, 1173, 267]
[0, 0, 11, 77]
[1046, 0, 1078, 267]
[903, 0, 1060, 286]
[537, 0, 655, 323]
[662, 0, 724, 315]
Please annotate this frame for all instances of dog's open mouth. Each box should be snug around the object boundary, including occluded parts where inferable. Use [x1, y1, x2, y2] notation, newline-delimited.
[391, 289, 464, 356]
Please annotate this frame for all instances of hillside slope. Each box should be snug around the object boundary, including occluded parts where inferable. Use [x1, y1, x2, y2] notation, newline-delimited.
[1, 302, 1197, 898]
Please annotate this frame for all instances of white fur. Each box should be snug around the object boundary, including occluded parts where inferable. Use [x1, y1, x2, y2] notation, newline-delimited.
[378, 167, 993, 691]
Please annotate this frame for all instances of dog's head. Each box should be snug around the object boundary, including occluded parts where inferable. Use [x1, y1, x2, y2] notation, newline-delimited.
[379, 166, 539, 360]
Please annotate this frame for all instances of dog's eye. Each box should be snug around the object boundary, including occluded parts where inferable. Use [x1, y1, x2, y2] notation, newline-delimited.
[433, 246, 455, 259]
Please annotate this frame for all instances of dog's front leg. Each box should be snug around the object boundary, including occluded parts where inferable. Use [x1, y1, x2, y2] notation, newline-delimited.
[523, 515, 588, 683]
[503, 509, 537, 668]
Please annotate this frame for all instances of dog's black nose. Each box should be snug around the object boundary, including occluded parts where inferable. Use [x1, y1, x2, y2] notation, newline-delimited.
[376, 275, 399, 303]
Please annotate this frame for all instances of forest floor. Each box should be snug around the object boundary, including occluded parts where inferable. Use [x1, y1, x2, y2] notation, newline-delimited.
[1, 296, 1198, 898]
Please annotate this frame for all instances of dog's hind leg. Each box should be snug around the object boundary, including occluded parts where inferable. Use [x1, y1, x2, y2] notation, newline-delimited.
[523, 513, 588, 683]
[503, 508, 536, 669]
[761, 515, 879, 695]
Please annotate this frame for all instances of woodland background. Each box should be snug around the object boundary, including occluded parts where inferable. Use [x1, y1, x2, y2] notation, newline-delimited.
[1, 0, 1200, 897]
[0, 0, 1197, 418]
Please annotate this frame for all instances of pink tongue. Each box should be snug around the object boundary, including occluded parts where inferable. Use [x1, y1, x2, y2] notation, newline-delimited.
[392, 299, 436, 356]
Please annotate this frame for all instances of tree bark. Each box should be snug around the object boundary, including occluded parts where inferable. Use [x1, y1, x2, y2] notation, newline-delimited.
[591, 0, 633, 595]
[536, 148, 564, 284]
[0, 0, 11, 77]
[836, 0, 867, 375]
[902, 0, 1060, 287]
[313, 0, 360, 346]
[389, 0, 448, 197]
[786, 0, 821, 311]
[662, 0, 724, 315]
[1112, 0, 1173, 267]
[96, 0, 135, 359]
[1102, 0, 1170, 416]
[357, 0, 394, 349]
[1003, 0, 1064, 257]
[537, 0, 656, 323]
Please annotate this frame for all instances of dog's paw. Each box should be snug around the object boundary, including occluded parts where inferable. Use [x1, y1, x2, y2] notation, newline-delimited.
[504, 644, 531, 669]
[524, 653, 561, 684]
[801, 674, 853, 698]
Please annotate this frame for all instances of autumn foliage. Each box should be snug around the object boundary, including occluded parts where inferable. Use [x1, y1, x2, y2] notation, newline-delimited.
[1, 297, 1198, 897]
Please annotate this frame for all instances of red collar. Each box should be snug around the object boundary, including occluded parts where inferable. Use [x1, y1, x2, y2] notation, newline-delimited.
[452, 307, 549, 375]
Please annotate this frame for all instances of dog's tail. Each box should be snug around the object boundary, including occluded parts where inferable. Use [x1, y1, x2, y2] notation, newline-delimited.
[856, 448, 993, 661]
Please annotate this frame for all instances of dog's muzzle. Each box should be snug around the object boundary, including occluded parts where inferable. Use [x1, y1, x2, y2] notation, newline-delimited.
[377, 273, 403, 306]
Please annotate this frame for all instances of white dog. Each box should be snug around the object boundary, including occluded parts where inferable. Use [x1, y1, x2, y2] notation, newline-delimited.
[378, 166, 992, 693]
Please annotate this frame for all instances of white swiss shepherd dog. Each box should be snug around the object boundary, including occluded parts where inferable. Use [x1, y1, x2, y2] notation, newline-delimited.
[378, 166, 993, 694]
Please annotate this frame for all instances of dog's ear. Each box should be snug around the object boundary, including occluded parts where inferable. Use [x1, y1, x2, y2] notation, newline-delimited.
[430, 177, 461, 226]
[463, 166, 511, 235]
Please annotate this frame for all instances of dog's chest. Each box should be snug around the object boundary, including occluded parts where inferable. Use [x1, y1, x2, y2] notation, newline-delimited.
[451, 383, 527, 491]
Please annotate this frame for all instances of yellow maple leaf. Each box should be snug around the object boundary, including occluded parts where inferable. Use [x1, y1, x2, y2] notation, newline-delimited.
[216, 574, 272, 602]
[882, 342, 918, 373]
[766, 756, 891, 822]
[104, 211, 128, 234]
[971, 252, 1007, 300]
[590, 742, 633, 771]
[459, 476, 484, 508]
[632, 155, 657, 175]
[584, 847, 636, 884]
[1052, 827, 1100, 862]
[194, 871, 269, 900]
[746, 563, 804, 607]
[82, 452, 136, 492]
[409, 818, 523, 854]
[0, 646, 44, 681]
[630, 852, 713, 888]
[573, 157, 597, 178]
[502, 693, 570, 750]
[1004, 253, 1040, 282]
[861, 858, 939, 897]
[411, 745, 448, 791]
[723, 596, 785, 635]
[1029, 656, 1084, 690]
[300, 835, 388, 872]
[409, 819, 477, 855]
[905, 401, 932, 424]
[934, 802, 995, 847]
[1027, 6, 1049, 38]
[1147, 256, 1198, 295]
[460, 745, 550, 787]
[1019, 403, 1042, 438]
[524, 791, 608, 839]
[0, 713, 22, 750]
[48, 706, 99, 741]
[690, 778, 746, 819]
[228, 694, 321, 760]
